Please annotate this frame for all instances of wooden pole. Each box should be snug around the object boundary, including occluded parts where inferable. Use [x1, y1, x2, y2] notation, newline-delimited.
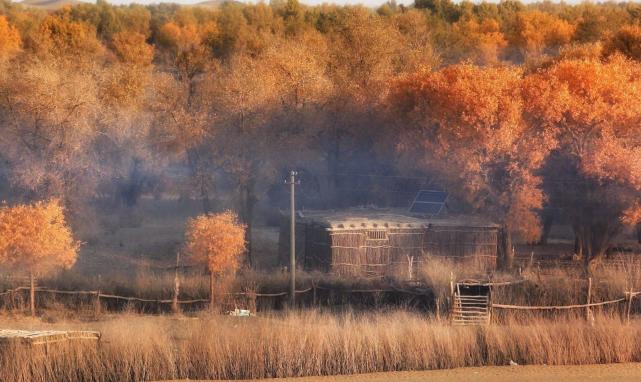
[435, 297, 440, 321]
[627, 289, 633, 324]
[289, 170, 297, 307]
[312, 280, 317, 307]
[29, 272, 35, 317]
[8, 289, 14, 311]
[210, 272, 215, 312]
[94, 291, 101, 317]
[172, 252, 181, 314]
[449, 272, 454, 320]
[586, 277, 592, 322]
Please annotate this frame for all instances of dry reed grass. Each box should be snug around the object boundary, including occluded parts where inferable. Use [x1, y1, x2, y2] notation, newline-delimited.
[1, 311, 641, 382]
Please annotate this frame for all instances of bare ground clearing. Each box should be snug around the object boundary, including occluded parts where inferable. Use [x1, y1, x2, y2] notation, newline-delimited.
[168, 363, 641, 382]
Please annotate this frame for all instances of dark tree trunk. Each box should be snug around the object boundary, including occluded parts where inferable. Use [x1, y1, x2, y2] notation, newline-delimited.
[538, 213, 554, 245]
[209, 272, 216, 312]
[119, 158, 144, 208]
[576, 222, 618, 275]
[239, 176, 257, 267]
[29, 272, 36, 317]
[497, 226, 513, 271]
[637, 223, 641, 245]
[574, 235, 583, 258]
[200, 175, 211, 213]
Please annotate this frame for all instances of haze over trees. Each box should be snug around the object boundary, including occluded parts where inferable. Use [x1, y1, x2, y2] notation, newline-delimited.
[0, 0, 640, 270]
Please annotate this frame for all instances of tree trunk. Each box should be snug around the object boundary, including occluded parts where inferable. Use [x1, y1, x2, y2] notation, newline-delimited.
[538, 213, 554, 245]
[497, 226, 513, 271]
[200, 175, 211, 213]
[637, 223, 641, 245]
[119, 158, 144, 208]
[209, 272, 216, 312]
[577, 223, 617, 275]
[172, 252, 181, 314]
[574, 235, 583, 259]
[29, 272, 36, 317]
[240, 176, 257, 267]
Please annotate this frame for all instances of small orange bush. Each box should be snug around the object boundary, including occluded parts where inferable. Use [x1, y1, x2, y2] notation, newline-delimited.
[0, 199, 79, 275]
[185, 211, 246, 275]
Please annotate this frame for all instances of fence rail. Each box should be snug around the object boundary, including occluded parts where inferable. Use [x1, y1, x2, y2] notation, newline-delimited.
[0, 284, 429, 313]
[491, 298, 626, 310]
[3, 278, 641, 323]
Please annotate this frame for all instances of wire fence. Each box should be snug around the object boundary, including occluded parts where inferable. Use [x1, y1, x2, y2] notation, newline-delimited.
[2, 277, 641, 323]
[0, 283, 433, 316]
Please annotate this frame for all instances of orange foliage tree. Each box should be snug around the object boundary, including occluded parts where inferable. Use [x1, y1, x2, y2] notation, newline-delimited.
[390, 64, 551, 269]
[184, 211, 246, 309]
[604, 25, 641, 61]
[522, 55, 641, 269]
[449, 17, 507, 64]
[508, 11, 575, 59]
[0, 199, 80, 316]
[0, 15, 21, 60]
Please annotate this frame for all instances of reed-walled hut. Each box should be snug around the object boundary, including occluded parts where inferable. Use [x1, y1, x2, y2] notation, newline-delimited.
[279, 209, 499, 277]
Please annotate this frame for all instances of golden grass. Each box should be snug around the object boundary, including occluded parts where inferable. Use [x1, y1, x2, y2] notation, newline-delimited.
[2, 311, 641, 381]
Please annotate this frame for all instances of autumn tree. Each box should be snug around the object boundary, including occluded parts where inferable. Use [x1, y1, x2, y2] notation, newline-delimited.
[151, 20, 217, 212]
[391, 64, 551, 269]
[98, 28, 156, 210]
[320, 7, 404, 205]
[444, 17, 507, 64]
[604, 25, 641, 61]
[204, 33, 330, 263]
[522, 55, 641, 270]
[0, 200, 80, 316]
[0, 15, 20, 60]
[184, 211, 245, 310]
[507, 11, 575, 59]
[0, 63, 100, 208]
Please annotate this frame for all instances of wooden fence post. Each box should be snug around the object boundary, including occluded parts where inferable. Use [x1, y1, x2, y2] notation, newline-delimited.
[627, 289, 633, 324]
[8, 289, 14, 311]
[172, 252, 181, 314]
[586, 277, 592, 322]
[312, 281, 317, 307]
[30, 273, 36, 317]
[247, 290, 257, 313]
[94, 291, 101, 317]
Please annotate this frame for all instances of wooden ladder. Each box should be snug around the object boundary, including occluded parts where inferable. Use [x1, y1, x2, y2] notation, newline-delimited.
[451, 292, 490, 326]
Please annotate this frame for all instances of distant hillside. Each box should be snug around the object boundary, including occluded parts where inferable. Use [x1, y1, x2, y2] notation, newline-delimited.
[17, 0, 87, 10]
[17, 0, 237, 10]
[194, 0, 236, 8]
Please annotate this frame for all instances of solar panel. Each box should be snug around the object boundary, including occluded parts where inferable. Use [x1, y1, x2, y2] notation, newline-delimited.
[409, 189, 448, 216]
[415, 190, 448, 203]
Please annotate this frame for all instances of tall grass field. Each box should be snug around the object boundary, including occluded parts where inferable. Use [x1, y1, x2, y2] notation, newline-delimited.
[1, 311, 641, 382]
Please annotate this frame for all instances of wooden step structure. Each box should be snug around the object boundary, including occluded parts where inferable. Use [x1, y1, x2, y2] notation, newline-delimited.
[0, 329, 101, 346]
[451, 282, 491, 326]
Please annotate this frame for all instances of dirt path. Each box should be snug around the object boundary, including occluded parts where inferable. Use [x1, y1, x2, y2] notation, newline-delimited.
[169, 363, 641, 382]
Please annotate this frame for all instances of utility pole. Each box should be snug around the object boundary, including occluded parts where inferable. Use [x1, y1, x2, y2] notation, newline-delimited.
[286, 170, 299, 306]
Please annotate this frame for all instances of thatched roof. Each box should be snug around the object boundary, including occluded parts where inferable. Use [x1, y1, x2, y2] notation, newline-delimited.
[297, 208, 498, 231]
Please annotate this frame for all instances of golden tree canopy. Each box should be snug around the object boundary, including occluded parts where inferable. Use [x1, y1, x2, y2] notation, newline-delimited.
[391, 63, 549, 241]
[0, 199, 79, 275]
[604, 25, 641, 61]
[111, 31, 154, 66]
[522, 55, 641, 237]
[0, 16, 21, 59]
[185, 211, 246, 275]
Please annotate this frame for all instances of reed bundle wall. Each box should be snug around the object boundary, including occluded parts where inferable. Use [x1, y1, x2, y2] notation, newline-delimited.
[280, 219, 498, 277]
